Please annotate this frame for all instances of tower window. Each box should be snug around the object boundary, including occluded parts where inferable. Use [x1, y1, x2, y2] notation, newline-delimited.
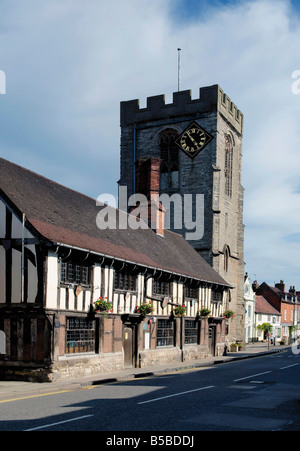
[224, 135, 233, 197]
[159, 129, 179, 173]
[224, 246, 230, 272]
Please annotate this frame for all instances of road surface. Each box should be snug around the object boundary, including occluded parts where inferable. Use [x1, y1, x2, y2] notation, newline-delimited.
[0, 348, 299, 433]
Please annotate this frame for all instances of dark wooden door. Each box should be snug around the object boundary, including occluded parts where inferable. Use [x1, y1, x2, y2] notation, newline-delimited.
[208, 325, 216, 356]
[123, 326, 133, 368]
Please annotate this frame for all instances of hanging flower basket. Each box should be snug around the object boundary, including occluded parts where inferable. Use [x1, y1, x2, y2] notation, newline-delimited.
[198, 307, 211, 318]
[223, 309, 235, 320]
[94, 297, 113, 317]
[173, 305, 186, 318]
[135, 301, 154, 317]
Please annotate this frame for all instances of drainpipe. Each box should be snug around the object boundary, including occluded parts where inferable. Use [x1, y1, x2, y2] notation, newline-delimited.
[133, 123, 137, 202]
[21, 213, 25, 303]
[180, 315, 184, 362]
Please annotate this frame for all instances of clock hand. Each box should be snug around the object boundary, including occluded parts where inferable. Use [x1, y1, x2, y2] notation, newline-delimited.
[186, 131, 198, 146]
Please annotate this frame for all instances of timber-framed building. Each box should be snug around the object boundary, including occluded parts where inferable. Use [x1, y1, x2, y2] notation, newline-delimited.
[0, 156, 232, 381]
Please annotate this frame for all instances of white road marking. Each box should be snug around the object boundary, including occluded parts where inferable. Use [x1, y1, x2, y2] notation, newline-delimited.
[138, 385, 215, 405]
[24, 414, 94, 431]
[280, 363, 299, 370]
[233, 371, 272, 382]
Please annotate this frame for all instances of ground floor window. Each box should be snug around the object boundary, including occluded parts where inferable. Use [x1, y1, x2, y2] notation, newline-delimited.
[156, 319, 174, 347]
[185, 319, 198, 344]
[66, 318, 95, 354]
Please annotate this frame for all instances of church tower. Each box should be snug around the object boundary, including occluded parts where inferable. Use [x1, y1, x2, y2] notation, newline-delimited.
[119, 85, 245, 343]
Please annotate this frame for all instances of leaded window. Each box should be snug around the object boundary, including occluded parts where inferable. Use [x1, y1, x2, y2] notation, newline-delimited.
[153, 279, 171, 296]
[185, 284, 198, 299]
[66, 318, 95, 354]
[212, 291, 223, 303]
[156, 319, 174, 347]
[61, 261, 91, 285]
[185, 320, 198, 345]
[114, 271, 137, 292]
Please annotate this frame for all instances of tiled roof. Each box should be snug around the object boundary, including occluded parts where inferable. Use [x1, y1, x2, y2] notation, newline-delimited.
[255, 295, 280, 315]
[0, 157, 230, 286]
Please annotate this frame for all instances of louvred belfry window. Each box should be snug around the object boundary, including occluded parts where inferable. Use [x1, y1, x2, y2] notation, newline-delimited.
[159, 129, 179, 173]
[225, 134, 233, 197]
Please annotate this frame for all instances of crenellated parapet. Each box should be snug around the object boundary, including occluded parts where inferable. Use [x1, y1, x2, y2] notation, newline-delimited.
[121, 84, 243, 135]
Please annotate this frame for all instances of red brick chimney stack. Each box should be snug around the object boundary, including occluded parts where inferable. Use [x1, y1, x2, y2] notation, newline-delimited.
[133, 157, 165, 236]
[275, 280, 285, 293]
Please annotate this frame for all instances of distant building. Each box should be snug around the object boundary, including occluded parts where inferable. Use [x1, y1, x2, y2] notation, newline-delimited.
[257, 281, 300, 343]
[244, 273, 256, 343]
[255, 295, 281, 343]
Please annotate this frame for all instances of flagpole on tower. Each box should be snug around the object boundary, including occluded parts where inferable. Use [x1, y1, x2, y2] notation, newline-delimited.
[177, 48, 181, 92]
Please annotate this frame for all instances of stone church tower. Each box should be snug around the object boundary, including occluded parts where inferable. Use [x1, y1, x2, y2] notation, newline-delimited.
[119, 85, 245, 343]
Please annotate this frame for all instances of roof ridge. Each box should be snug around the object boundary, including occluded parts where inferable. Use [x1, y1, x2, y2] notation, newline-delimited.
[0, 156, 103, 206]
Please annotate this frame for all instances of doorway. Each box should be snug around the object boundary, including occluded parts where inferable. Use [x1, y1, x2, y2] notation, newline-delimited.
[123, 326, 135, 368]
[208, 325, 216, 356]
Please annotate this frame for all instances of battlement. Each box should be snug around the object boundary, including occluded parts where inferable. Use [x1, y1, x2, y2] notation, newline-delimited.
[121, 84, 243, 135]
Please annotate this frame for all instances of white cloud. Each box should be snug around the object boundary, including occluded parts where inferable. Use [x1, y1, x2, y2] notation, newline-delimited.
[0, 0, 300, 288]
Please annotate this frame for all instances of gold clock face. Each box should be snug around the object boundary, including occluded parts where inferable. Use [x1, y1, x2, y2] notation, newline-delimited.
[175, 122, 213, 158]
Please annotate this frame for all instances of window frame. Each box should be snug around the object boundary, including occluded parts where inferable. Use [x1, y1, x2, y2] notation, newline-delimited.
[152, 279, 172, 297]
[156, 319, 175, 347]
[60, 260, 92, 286]
[114, 270, 137, 292]
[65, 317, 96, 354]
[224, 134, 233, 197]
[184, 319, 199, 345]
[159, 128, 179, 174]
[184, 283, 199, 300]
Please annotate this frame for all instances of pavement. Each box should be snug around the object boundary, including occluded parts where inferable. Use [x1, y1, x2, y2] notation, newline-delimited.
[0, 342, 290, 402]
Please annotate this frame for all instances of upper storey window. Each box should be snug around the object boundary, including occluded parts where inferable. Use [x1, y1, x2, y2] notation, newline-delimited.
[61, 261, 91, 286]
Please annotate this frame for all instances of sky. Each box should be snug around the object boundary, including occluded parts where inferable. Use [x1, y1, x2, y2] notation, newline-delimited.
[0, 0, 300, 290]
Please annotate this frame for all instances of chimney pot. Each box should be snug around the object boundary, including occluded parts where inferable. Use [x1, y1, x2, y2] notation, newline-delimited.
[275, 280, 285, 292]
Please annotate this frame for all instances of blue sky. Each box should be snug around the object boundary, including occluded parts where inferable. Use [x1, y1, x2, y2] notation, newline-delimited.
[171, 0, 240, 21]
[0, 0, 300, 290]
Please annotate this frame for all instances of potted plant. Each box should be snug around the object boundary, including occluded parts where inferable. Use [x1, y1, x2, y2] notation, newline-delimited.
[135, 301, 154, 317]
[173, 304, 186, 318]
[198, 307, 211, 318]
[230, 342, 240, 352]
[94, 297, 113, 317]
